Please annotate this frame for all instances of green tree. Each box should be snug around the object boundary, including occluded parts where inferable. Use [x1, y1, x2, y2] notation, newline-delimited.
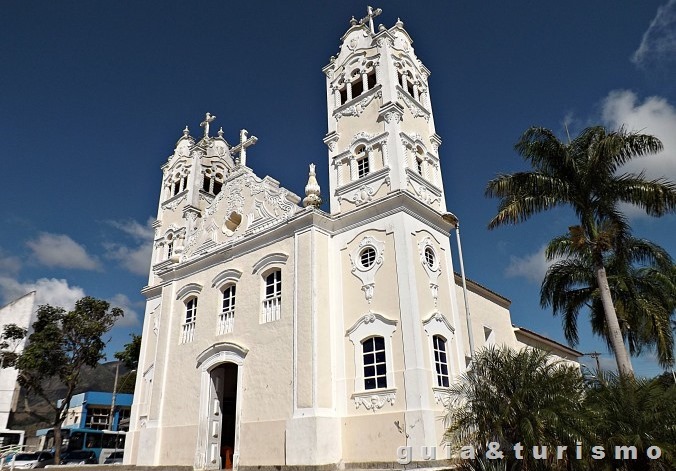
[444, 346, 590, 470]
[486, 126, 676, 376]
[114, 334, 141, 394]
[0, 297, 123, 462]
[584, 372, 676, 470]
[541, 235, 675, 368]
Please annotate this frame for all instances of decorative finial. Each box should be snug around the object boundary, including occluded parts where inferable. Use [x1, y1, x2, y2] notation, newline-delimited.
[303, 163, 322, 209]
[200, 112, 216, 138]
[330, 55, 336, 63]
[218, 127, 224, 137]
[378, 24, 385, 32]
[183, 126, 190, 137]
[396, 18, 404, 27]
[350, 16, 358, 26]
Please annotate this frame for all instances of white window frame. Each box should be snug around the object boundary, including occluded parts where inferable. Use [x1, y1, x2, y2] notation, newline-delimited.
[182, 297, 198, 344]
[346, 312, 398, 412]
[432, 334, 450, 388]
[252, 253, 288, 324]
[422, 311, 456, 406]
[261, 269, 282, 323]
[219, 284, 236, 335]
[176, 283, 202, 344]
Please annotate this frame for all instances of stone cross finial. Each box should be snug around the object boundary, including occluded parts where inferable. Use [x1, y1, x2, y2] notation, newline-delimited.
[359, 6, 382, 34]
[200, 112, 216, 138]
[231, 129, 258, 167]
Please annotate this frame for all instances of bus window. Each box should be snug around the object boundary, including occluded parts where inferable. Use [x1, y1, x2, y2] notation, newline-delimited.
[101, 432, 126, 450]
[85, 433, 102, 449]
[69, 432, 84, 451]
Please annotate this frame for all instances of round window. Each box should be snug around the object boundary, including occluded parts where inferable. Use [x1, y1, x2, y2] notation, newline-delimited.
[360, 247, 377, 268]
[424, 246, 436, 269]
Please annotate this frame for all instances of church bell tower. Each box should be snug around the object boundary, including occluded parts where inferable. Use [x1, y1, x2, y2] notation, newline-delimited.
[323, 10, 446, 215]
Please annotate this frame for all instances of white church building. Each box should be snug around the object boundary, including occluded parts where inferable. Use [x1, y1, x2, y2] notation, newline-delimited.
[125, 9, 580, 470]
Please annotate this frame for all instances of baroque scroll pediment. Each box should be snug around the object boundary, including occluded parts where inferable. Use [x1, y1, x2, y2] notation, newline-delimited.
[182, 170, 301, 260]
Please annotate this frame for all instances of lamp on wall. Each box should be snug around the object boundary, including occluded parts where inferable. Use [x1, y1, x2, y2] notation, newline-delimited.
[442, 212, 475, 363]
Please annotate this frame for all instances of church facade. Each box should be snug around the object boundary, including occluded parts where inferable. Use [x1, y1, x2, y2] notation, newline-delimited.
[125, 11, 579, 470]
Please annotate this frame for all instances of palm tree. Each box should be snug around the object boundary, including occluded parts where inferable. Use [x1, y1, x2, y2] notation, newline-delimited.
[486, 126, 676, 376]
[444, 345, 590, 470]
[584, 372, 676, 470]
[541, 235, 675, 368]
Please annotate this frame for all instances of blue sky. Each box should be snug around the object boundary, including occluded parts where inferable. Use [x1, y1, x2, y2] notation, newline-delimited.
[1, 1, 675, 376]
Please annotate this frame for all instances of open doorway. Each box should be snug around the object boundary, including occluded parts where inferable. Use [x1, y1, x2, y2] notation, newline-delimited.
[208, 363, 238, 469]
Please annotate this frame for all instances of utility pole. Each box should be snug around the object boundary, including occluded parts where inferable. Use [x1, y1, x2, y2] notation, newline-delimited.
[108, 362, 120, 431]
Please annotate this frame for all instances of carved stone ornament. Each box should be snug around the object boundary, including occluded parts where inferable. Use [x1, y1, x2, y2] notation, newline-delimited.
[418, 236, 442, 304]
[349, 235, 385, 303]
[335, 90, 382, 120]
[383, 109, 402, 124]
[323, 132, 340, 152]
[407, 176, 441, 207]
[397, 91, 429, 121]
[433, 387, 452, 408]
[162, 194, 186, 210]
[338, 176, 390, 207]
[352, 389, 396, 412]
[183, 171, 301, 260]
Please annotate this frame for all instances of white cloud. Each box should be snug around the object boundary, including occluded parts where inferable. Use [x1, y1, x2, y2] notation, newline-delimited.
[108, 293, 141, 327]
[632, 0, 676, 68]
[103, 218, 154, 276]
[104, 242, 152, 276]
[0, 276, 85, 310]
[0, 249, 21, 276]
[505, 245, 560, 284]
[601, 90, 676, 180]
[106, 218, 155, 241]
[0, 277, 140, 327]
[26, 233, 100, 270]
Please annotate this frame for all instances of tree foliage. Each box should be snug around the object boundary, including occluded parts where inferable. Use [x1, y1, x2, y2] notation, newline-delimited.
[541, 235, 675, 367]
[444, 346, 676, 471]
[486, 126, 676, 376]
[114, 333, 141, 394]
[584, 372, 676, 470]
[0, 297, 123, 462]
[444, 346, 590, 470]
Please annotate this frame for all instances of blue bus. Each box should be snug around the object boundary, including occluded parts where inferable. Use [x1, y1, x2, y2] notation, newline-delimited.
[38, 428, 125, 463]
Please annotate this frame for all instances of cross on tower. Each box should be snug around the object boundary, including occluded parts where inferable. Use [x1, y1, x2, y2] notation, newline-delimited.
[200, 112, 216, 138]
[359, 6, 382, 34]
[231, 129, 258, 167]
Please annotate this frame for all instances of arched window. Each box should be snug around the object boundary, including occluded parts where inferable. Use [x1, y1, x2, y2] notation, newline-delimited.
[415, 146, 425, 177]
[354, 144, 369, 179]
[362, 336, 387, 390]
[173, 174, 181, 196]
[181, 297, 197, 344]
[433, 335, 449, 387]
[262, 270, 282, 323]
[213, 173, 223, 195]
[219, 285, 236, 335]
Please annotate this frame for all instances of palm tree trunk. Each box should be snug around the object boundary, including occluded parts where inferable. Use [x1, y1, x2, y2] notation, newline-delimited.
[595, 264, 634, 377]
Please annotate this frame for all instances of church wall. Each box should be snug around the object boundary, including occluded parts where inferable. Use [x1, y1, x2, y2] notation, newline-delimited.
[342, 413, 406, 462]
[454, 283, 517, 357]
[314, 231, 333, 410]
[295, 229, 314, 409]
[239, 420, 287, 465]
